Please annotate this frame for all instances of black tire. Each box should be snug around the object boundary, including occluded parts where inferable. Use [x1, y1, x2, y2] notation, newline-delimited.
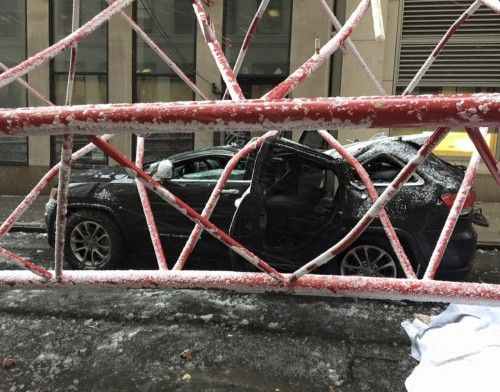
[64, 210, 124, 270]
[336, 236, 404, 278]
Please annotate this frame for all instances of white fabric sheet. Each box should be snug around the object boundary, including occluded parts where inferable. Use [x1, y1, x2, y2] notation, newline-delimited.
[402, 303, 500, 392]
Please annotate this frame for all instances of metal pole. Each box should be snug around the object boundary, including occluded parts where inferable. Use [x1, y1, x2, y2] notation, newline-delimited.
[2, 95, 500, 136]
[54, 0, 81, 278]
[0, 247, 52, 279]
[1, 270, 500, 305]
[191, 0, 245, 101]
[135, 136, 168, 270]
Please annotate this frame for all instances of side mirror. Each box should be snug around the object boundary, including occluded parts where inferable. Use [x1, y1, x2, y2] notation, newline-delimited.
[155, 159, 173, 180]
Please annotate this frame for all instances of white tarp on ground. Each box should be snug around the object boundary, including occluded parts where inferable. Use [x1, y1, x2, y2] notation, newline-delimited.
[402, 303, 500, 392]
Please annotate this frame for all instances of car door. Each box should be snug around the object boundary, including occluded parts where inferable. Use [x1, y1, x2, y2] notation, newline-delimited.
[230, 136, 348, 272]
[148, 155, 250, 264]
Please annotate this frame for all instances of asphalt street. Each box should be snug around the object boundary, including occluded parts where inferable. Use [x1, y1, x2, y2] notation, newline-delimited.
[0, 232, 498, 391]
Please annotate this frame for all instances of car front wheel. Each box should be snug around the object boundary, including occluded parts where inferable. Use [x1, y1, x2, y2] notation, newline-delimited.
[65, 210, 124, 270]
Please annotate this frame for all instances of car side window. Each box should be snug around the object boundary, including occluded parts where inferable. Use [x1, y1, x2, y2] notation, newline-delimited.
[358, 155, 420, 185]
[172, 156, 246, 180]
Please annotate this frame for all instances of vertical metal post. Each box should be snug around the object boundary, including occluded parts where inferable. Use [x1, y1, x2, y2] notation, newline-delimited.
[135, 136, 168, 270]
[54, 0, 80, 278]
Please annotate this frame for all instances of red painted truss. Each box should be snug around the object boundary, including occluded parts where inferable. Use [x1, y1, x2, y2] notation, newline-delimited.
[0, 0, 499, 305]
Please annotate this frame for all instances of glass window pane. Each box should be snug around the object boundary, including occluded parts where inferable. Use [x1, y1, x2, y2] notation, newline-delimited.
[52, 0, 107, 73]
[52, 76, 108, 166]
[224, 0, 291, 76]
[135, 76, 194, 160]
[54, 74, 107, 105]
[0, 0, 27, 165]
[51, 1, 108, 166]
[135, 0, 196, 75]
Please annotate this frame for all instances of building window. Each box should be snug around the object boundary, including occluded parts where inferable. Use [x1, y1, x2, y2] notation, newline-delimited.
[396, 0, 500, 88]
[133, 0, 196, 162]
[224, 0, 292, 78]
[393, 1, 500, 160]
[222, 0, 292, 144]
[50, 0, 108, 166]
[0, 0, 28, 165]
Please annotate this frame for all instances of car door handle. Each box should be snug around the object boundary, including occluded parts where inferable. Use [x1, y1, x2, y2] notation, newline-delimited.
[221, 189, 240, 195]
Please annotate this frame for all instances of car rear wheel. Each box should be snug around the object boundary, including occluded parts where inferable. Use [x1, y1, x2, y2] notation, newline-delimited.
[340, 242, 399, 278]
[65, 210, 123, 270]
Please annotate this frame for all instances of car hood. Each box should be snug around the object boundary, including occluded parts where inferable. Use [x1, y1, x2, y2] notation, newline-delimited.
[70, 167, 131, 184]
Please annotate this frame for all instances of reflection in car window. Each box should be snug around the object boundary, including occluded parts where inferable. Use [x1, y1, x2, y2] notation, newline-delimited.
[171, 156, 247, 180]
[359, 156, 418, 184]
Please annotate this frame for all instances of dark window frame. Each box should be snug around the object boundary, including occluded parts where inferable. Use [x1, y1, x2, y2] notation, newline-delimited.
[131, 0, 197, 162]
[49, 0, 109, 167]
[0, 0, 28, 166]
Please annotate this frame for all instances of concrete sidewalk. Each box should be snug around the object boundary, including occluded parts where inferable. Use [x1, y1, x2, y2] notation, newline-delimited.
[0, 194, 498, 247]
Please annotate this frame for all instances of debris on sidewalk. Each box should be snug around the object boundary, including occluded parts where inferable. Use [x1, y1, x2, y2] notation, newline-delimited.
[180, 349, 193, 360]
[3, 358, 16, 369]
[402, 304, 500, 392]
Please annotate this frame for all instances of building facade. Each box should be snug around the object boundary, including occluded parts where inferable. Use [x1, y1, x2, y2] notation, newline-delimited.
[0, 0, 498, 201]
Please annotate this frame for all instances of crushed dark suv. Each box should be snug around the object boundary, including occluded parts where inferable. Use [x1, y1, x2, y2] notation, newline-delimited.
[45, 135, 481, 280]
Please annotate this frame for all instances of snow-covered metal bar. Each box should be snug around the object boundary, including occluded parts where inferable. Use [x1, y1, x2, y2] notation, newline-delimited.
[317, 130, 417, 279]
[0, 62, 52, 106]
[0, 0, 133, 90]
[1, 271, 500, 305]
[291, 127, 450, 280]
[263, 0, 371, 99]
[370, 0, 385, 41]
[174, 132, 277, 270]
[54, 0, 80, 278]
[466, 127, 500, 185]
[0, 247, 52, 279]
[106, 0, 209, 100]
[402, 1, 482, 96]
[222, 0, 270, 100]
[319, 0, 385, 95]
[87, 135, 286, 282]
[481, 0, 500, 12]
[191, 0, 245, 101]
[1, 94, 500, 136]
[135, 136, 168, 270]
[424, 127, 488, 280]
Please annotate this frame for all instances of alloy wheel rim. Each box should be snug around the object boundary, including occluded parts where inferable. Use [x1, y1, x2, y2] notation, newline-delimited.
[70, 221, 111, 268]
[340, 245, 397, 278]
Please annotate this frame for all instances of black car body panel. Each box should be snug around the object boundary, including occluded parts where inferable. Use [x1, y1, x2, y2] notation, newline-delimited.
[45, 136, 477, 279]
